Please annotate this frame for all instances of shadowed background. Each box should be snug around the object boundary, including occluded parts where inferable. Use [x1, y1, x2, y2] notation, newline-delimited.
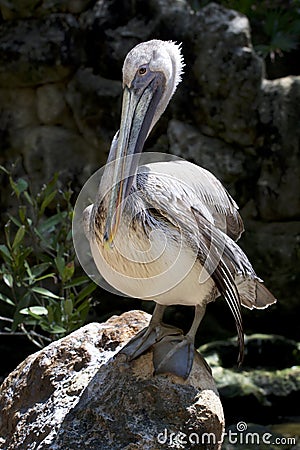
[0, 0, 299, 439]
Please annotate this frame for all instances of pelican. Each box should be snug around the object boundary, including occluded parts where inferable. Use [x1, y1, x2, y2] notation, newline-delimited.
[83, 40, 276, 378]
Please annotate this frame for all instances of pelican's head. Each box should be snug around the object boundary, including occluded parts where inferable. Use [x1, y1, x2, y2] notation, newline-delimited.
[103, 40, 184, 247]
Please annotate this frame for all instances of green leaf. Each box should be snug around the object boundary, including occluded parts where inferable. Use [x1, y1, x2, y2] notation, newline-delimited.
[271, 32, 298, 53]
[41, 174, 58, 199]
[24, 191, 34, 206]
[4, 222, 11, 249]
[78, 299, 91, 322]
[8, 214, 22, 228]
[20, 306, 48, 316]
[0, 165, 9, 174]
[62, 261, 74, 283]
[16, 178, 28, 195]
[9, 177, 28, 198]
[24, 261, 54, 284]
[16, 247, 32, 272]
[12, 226, 26, 251]
[0, 292, 15, 306]
[24, 260, 33, 278]
[3, 273, 13, 288]
[33, 226, 52, 247]
[47, 305, 54, 323]
[31, 286, 61, 299]
[11, 292, 32, 331]
[34, 273, 55, 282]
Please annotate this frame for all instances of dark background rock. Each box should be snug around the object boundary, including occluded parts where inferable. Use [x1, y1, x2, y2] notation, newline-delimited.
[0, 14, 85, 87]
[0, 0, 299, 434]
[0, 312, 225, 450]
[200, 334, 300, 425]
[257, 77, 300, 221]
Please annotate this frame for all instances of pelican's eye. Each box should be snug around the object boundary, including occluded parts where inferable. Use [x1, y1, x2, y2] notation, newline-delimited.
[138, 66, 147, 76]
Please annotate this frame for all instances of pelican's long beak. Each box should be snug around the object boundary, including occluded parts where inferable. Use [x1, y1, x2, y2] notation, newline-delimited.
[103, 72, 165, 247]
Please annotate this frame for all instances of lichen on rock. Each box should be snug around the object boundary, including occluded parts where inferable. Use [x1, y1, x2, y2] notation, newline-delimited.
[0, 311, 225, 450]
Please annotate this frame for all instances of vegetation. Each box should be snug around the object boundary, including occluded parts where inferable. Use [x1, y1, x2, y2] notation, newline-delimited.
[0, 165, 96, 348]
[189, 0, 300, 62]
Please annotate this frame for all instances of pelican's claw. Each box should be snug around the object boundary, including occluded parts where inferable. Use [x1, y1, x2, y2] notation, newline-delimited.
[153, 335, 194, 379]
[120, 324, 183, 361]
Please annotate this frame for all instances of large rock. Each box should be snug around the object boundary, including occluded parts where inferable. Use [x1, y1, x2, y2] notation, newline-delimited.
[11, 126, 100, 187]
[66, 68, 121, 149]
[0, 0, 299, 407]
[239, 217, 300, 307]
[36, 83, 72, 127]
[191, 3, 264, 146]
[0, 311, 225, 450]
[0, 14, 84, 87]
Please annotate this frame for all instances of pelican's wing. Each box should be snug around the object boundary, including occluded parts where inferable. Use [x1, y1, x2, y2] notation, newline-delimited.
[142, 160, 244, 241]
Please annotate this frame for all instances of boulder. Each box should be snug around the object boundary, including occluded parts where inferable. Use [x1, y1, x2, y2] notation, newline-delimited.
[36, 83, 71, 127]
[191, 3, 264, 146]
[0, 0, 299, 423]
[0, 0, 91, 19]
[66, 68, 121, 149]
[239, 215, 300, 311]
[0, 311, 225, 450]
[0, 87, 38, 151]
[168, 119, 246, 186]
[12, 126, 100, 187]
[199, 334, 300, 423]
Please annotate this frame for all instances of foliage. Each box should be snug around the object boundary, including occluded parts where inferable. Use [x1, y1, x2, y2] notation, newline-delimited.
[0, 166, 96, 347]
[189, 0, 300, 62]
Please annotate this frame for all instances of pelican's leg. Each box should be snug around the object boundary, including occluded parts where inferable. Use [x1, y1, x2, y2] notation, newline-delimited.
[153, 304, 209, 379]
[120, 304, 183, 361]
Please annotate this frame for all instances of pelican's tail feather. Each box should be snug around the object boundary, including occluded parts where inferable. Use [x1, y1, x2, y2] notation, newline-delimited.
[235, 275, 277, 310]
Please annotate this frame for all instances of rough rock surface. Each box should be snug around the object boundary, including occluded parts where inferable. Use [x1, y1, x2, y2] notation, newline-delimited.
[0, 311, 225, 450]
[257, 76, 300, 220]
[0, 14, 84, 87]
[168, 119, 247, 188]
[0, 0, 299, 369]
[191, 3, 264, 146]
